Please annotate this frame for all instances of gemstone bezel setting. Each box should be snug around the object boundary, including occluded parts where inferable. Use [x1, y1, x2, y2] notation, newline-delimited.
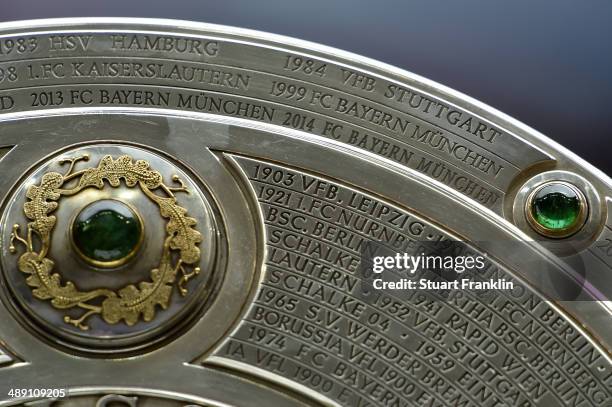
[525, 181, 587, 239]
[70, 199, 145, 268]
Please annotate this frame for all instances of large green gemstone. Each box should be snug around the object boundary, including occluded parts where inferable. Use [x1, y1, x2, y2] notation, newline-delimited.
[72, 200, 143, 267]
[530, 183, 582, 231]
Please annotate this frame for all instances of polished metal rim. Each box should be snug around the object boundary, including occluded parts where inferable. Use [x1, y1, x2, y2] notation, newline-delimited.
[0, 18, 608, 407]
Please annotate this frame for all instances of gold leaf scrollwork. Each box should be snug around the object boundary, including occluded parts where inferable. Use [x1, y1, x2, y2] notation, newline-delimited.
[9, 154, 202, 330]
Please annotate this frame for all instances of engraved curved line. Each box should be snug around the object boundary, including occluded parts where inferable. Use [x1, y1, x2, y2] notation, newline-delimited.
[244, 302, 486, 407]
[263, 215, 366, 257]
[434, 277, 605, 398]
[258, 184, 608, 391]
[263, 207, 450, 290]
[257, 284, 509, 405]
[459, 282, 608, 395]
[251, 176, 466, 236]
[266, 245, 600, 401]
[248, 164, 608, 394]
[444, 253, 611, 391]
[262, 260, 440, 333]
[265, 222, 361, 260]
[265, 243, 462, 328]
[261, 199, 415, 255]
[231, 322, 429, 407]
[0, 79, 511, 192]
[259, 177, 606, 390]
[225, 335, 417, 407]
[266, 220, 426, 272]
[0, 52, 522, 171]
[267, 250, 601, 401]
[258, 277, 531, 404]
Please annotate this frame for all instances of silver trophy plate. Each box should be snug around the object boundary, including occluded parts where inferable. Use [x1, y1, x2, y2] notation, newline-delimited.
[0, 18, 610, 407]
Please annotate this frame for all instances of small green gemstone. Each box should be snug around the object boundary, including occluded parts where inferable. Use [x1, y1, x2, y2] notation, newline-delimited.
[72, 200, 142, 266]
[530, 183, 582, 231]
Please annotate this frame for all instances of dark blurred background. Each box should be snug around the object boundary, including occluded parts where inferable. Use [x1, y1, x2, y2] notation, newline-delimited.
[1, 0, 610, 174]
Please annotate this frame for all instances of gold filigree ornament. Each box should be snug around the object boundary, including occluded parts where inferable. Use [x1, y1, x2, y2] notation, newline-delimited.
[8, 154, 202, 331]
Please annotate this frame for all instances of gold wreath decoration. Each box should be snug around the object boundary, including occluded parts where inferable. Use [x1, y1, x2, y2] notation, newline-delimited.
[9, 154, 202, 330]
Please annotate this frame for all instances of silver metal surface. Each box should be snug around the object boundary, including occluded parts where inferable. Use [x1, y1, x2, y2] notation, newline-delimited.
[0, 18, 609, 407]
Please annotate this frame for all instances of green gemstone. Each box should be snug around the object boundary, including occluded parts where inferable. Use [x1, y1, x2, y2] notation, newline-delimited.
[530, 183, 582, 231]
[72, 200, 142, 266]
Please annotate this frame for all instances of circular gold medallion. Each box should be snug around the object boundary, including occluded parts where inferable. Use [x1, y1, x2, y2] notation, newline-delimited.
[0, 144, 221, 354]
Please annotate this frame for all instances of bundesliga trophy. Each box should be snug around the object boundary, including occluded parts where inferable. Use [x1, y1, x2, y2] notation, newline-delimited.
[0, 19, 609, 407]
